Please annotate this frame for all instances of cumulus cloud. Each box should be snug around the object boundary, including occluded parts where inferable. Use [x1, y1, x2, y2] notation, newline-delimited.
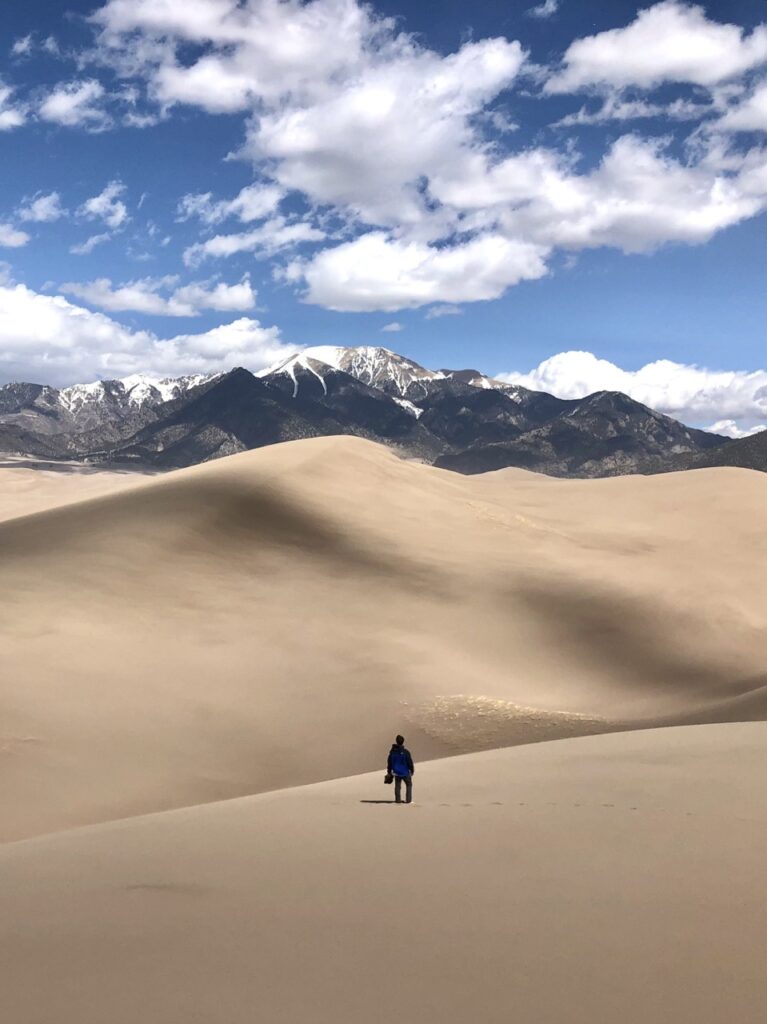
[498, 349, 767, 433]
[90, 0, 526, 230]
[432, 135, 767, 254]
[707, 420, 765, 439]
[0, 281, 293, 384]
[177, 183, 284, 225]
[545, 1, 767, 93]
[40, 0, 766, 313]
[18, 191, 68, 223]
[183, 217, 324, 266]
[381, 322, 403, 333]
[290, 231, 549, 312]
[247, 36, 526, 228]
[78, 181, 129, 229]
[60, 274, 257, 316]
[0, 224, 30, 248]
[717, 80, 767, 132]
[39, 79, 109, 129]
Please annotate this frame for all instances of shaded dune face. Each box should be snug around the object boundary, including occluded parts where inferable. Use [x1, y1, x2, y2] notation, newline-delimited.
[1, 435, 766, 841]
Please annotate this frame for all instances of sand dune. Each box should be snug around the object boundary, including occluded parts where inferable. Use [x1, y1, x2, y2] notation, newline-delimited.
[2, 723, 766, 1024]
[2, 436, 767, 840]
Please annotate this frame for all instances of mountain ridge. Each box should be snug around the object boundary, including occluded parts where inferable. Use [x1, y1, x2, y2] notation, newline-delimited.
[0, 345, 740, 477]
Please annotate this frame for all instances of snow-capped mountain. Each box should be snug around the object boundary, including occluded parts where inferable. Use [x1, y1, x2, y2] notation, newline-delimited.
[0, 347, 733, 476]
[259, 346, 445, 399]
[0, 372, 217, 447]
[58, 373, 216, 417]
[439, 367, 527, 401]
[256, 353, 335, 399]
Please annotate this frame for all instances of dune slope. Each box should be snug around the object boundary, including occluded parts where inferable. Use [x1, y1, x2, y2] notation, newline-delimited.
[1, 724, 766, 1024]
[1, 436, 767, 840]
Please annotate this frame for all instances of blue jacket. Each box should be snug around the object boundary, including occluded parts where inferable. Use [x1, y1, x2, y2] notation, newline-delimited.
[387, 744, 414, 778]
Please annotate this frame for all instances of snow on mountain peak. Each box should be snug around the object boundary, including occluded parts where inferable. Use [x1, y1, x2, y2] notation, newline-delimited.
[259, 345, 445, 398]
[58, 372, 214, 413]
[257, 352, 331, 398]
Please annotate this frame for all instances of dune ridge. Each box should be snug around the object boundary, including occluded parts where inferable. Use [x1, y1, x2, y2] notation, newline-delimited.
[2, 435, 767, 841]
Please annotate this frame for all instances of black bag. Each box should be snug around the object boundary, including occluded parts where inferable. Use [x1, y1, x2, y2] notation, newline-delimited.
[384, 772, 393, 785]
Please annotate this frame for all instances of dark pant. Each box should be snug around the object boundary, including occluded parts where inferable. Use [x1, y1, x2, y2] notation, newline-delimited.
[394, 775, 412, 803]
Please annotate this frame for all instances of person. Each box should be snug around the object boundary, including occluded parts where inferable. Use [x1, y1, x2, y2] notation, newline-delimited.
[387, 734, 414, 803]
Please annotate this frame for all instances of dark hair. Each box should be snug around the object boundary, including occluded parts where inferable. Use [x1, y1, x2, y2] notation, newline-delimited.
[395, 735, 405, 745]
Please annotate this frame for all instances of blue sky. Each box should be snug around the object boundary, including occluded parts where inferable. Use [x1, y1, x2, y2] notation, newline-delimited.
[0, 0, 766, 434]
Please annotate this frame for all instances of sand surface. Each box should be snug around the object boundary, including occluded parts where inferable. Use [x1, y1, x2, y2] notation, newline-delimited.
[2, 436, 767, 840]
[0, 455, 156, 522]
[2, 723, 766, 1024]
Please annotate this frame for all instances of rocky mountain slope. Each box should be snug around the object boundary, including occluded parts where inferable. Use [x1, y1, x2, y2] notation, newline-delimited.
[0, 346, 734, 476]
[435, 390, 727, 476]
[679, 426, 767, 473]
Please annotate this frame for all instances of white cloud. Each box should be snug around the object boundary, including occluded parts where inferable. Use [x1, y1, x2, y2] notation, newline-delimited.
[0, 83, 25, 130]
[707, 419, 766, 439]
[11, 35, 33, 57]
[70, 232, 112, 256]
[78, 181, 129, 229]
[291, 231, 549, 312]
[18, 191, 68, 223]
[432, 135, 767, 254]
[177, 183, 284, 225]
[183, 217, 324, 265]
[498, 350, 767, 432]
[39, 79, 109, 129]
[91, 0, 526, 228]
[0, 224, 30, 248]
[553, 95, 712, 127]
[0, 281, 293, 384]
[545, 2, 767, 94]
[11, 33, 60, 59]
[92, 0, 395, 109]
[76, 0, 767, 312]
[717, 80, 767, 132]
[381, 321, 403, 333]
[425, 304, 463, 319]
[60, 274, 257, 316]
[247, 36, 526, 229]
[527, 0, 558, 19]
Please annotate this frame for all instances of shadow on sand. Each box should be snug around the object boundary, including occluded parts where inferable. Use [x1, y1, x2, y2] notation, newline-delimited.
[359, 799, 398, 804]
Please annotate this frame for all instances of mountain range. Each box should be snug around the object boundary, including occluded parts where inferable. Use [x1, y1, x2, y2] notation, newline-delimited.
[0, 345, 762, 476]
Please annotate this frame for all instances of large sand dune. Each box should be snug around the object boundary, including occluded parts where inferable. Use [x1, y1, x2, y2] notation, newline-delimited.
[2, 723, 766, 1024]
[2, 436, 767, 840]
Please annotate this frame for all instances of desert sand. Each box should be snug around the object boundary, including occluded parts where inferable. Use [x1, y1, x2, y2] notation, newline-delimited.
[1, 723, 766, 1023]
[2, 436, 767, 1022]
[2, 436, 767, 841]
[0, 455, 156, 523]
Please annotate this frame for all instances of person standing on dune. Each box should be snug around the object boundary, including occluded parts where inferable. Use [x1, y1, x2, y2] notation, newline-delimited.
[387, 735, 414, 804]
